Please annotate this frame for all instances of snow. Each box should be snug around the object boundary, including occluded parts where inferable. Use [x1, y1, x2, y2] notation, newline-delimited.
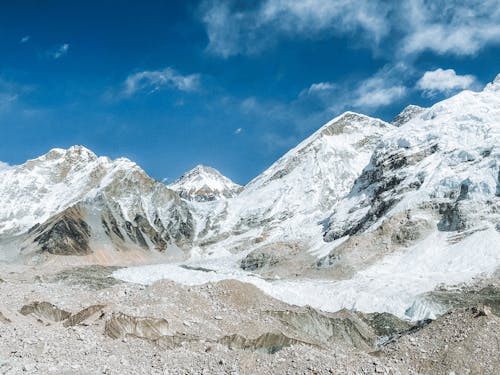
[193, 112, 394, 253]
[168, 165, 241, 201]
[114, 227, 500, 321]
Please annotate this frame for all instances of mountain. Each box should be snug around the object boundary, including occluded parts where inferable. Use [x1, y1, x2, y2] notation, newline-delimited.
[0, 146, 194, 263]
[193, 112, 394, 258]
[113, 75, 500, 321]
[168, 165, 242, 202]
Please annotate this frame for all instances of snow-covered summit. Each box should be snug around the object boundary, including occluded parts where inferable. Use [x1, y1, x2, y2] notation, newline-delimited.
[391, 105, 426, 127]
[169, 164, 242, 202]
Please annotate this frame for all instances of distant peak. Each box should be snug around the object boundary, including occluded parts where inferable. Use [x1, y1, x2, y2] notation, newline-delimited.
[318, 111, 389, 138]
[391, 105, 426, 127]
[37, 146, 98, 165]
[169, 164, 242, 202]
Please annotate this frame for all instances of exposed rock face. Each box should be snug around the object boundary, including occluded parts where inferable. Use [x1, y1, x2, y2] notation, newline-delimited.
[31, 206, 92, 255]
[325, 87, 500, 243]
[169, 165, 242, 202]
[240, 247, 280, 271]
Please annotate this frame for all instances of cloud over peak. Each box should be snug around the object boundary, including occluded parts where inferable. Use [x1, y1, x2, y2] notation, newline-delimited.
[416, 68, 478, 96]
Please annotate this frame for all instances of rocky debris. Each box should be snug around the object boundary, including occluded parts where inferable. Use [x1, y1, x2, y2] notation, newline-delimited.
[48, 265, 122, 290]
[2, 264, 500, 373]
[414, 280, 500, 317]
[19, 301, 71, 322]
[318, 211, 433, 278]
[360, 312, 412, 338]
[381, 306, 500, 375]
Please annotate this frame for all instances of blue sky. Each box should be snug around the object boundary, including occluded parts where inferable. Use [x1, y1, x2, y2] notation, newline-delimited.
[0, 0, 499, 184]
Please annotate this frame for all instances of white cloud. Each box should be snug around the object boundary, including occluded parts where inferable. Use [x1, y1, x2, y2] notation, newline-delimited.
[305, 82, 336, 94]
[416, 68, 477, 96]
[304, 65, 409, 110]
[20, 36, 30, 44]
[200, 0, 500, 59]
[48, 43, 70, 59]
[234, 127, 243, 135]
[201, 0, 390, 57]
[354, 80, 407, 108]
[123, 68, 200, 96]
[399, 0, 500, 56]
[0, 161, 10, 171]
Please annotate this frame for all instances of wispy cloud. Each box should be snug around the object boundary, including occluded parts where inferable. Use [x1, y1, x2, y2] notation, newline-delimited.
[20, 35, 30, 44]
[352, 65, 409, 108]
[123, 67, 201, 96]
[48, 43, 70, 59]
[199, 0, 500, 59]
[302, 82, 336, 95]
[416, 68, 478, 97]
[234, 127, 243, 135]
[399, 0, 500, 57]
[200, 0, 390, 58]
[0, 78, 28, 112]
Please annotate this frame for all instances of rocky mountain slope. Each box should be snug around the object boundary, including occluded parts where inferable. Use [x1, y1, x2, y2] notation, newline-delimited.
[168, 164, 242, 202]
[0, 146, 194, 263]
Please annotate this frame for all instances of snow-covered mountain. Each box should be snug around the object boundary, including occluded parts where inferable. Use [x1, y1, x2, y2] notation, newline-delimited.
[168, 165, 242, 202]
[193, 112, 393, 256]
[0, 146, 194, 263]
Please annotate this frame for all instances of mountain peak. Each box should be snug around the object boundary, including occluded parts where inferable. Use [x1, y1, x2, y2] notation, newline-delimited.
[169, 165, 242, 202]
[485, 73, 500, 92]
[391, 105, 426, 127]
[42, 145, 98, 162]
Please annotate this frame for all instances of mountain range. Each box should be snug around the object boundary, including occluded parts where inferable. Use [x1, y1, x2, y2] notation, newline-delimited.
[0, 75, 499, 312]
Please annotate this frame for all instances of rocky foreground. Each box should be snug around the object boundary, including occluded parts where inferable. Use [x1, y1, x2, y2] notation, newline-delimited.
[0, 265, 499, 374]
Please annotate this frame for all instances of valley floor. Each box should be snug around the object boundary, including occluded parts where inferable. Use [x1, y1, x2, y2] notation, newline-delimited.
[0, 264, 499, 374]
